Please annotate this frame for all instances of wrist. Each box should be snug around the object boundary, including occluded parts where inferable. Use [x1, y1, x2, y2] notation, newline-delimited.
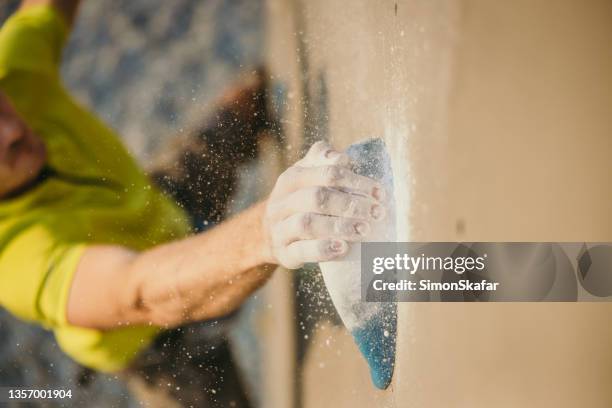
[255, 200, 276, 265]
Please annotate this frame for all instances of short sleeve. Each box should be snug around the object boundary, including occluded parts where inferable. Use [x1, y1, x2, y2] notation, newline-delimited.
[0, 223, 83, 324]
[0, 223, 159, 372]
[0, 5, 68, 79]
[39, 229, 160, 372]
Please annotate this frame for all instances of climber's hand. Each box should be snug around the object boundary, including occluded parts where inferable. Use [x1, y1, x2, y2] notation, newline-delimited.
[263, 141, 386, 269]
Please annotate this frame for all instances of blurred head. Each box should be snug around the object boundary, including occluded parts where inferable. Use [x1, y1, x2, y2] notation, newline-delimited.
[0, 92, 46, 199]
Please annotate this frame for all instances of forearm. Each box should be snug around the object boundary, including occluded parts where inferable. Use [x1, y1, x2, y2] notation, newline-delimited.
[129, 201, 274, 327]
[68, 202, 274, 330]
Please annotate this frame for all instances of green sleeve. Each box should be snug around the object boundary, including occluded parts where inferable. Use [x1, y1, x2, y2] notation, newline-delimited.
[0, 4, 68, 79]
[0, 223, 159, 372]
[38, 228, 161, 373]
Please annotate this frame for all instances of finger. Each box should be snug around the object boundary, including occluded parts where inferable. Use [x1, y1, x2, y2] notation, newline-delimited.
[268, 186, 385, 223]
[274, 212, 370, 245]
[295, 141, 351, 168]
[278, 165, 386, 199]
[282, 239, 349, 268]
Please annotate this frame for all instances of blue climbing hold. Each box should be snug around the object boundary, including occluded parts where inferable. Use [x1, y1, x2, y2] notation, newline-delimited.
[350, 303, 397, 389]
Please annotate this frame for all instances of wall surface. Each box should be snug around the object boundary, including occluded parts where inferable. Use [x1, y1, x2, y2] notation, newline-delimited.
[265, 0, 612, 407]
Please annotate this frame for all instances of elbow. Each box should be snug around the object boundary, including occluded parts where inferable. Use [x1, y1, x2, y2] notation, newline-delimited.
[128, 281, 189, 329]
[131, 265, 274, 328]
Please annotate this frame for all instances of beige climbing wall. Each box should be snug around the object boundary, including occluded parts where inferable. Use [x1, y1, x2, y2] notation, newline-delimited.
[265, 0, 612, 407]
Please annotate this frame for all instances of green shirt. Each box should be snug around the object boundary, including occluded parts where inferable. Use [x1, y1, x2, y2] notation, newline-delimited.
[0, 5, 191, 372]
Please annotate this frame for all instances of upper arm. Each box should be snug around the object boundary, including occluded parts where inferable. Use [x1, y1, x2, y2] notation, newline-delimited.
[0, 224, 86, 326]
[66, 245, 143, 330]
[0, 226, 140, 331]
[0, 224, 159, 371]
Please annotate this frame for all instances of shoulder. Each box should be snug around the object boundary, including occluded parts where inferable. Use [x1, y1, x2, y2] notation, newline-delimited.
[0, 4, 68, 79]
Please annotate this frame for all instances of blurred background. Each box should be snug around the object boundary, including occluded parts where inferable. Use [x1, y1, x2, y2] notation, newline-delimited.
[2, 0, 264, 159]
[0, 1, 271, 407]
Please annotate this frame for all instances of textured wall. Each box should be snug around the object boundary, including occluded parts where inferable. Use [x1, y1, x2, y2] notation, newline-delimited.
[265, 0, 612, 406]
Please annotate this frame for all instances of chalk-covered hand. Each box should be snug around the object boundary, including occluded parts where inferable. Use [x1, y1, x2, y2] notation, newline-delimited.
[263, 141, 386, 269]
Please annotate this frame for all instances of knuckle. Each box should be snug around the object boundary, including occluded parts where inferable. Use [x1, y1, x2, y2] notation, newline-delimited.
[333, 218, 345, 235]
[299, 212, 313, 233]
[351, 198, 367, 218]
[323, 166, 342, 184]
[346, 196, 368, 218]
[317, 240, 331, 257]
[338, 218, 356, 236]
[346, 219, 360, 235]
[341, 193, 354, 214]
[313, 186, 329, 208]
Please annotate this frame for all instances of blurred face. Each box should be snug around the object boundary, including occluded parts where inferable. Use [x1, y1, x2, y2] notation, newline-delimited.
[0, 93, 46, 198]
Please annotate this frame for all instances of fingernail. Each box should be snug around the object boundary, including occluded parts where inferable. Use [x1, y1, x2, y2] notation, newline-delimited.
[372, 186, 386, 201]
[355, 222, 369, 236]
[330, 240, 346, 253]
[371, 204, 385, 220]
